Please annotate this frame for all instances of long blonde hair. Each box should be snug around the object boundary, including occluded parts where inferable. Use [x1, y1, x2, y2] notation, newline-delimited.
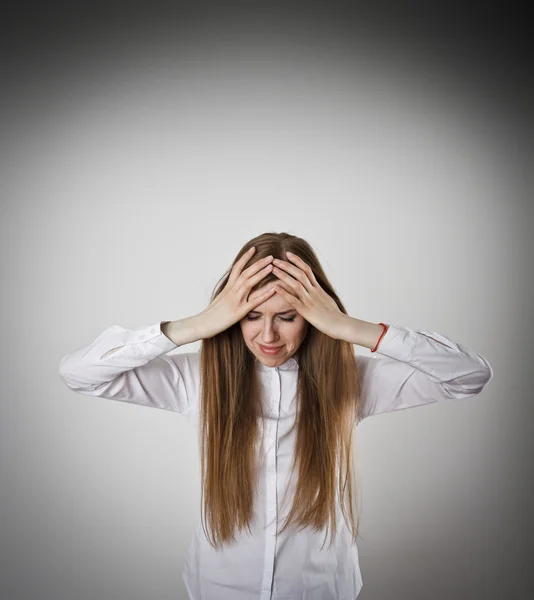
[199, 232, 363, 550]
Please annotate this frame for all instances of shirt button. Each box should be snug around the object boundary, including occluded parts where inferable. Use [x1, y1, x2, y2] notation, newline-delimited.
[150, 328, 155, 334]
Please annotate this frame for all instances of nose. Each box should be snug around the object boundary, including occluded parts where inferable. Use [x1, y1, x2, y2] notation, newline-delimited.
[260, 321, 280, 344]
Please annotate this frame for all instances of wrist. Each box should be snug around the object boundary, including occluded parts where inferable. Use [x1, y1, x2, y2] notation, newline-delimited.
[339, 315, 387, 350]
[162, 315, 204, 346]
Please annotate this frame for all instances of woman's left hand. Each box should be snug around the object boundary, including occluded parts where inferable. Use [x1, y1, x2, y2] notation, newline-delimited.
[271, 253, 348, 340]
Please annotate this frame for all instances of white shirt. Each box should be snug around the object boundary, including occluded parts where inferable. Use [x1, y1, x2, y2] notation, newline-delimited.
[59, 320, 493, 600]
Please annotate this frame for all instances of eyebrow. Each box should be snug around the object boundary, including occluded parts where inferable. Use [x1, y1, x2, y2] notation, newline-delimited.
[248, 309, 297, 315]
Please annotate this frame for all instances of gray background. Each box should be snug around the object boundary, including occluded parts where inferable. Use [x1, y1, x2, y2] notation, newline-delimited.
[1, 1, 532, 599]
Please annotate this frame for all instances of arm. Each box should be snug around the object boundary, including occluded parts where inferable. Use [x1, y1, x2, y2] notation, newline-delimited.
[58, 319, 203, 414]
[348, 320, 494, 421]
[340, 317, 451, 351]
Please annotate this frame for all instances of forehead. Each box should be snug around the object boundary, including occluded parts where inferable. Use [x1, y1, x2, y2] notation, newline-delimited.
[248, 289, 294, 313]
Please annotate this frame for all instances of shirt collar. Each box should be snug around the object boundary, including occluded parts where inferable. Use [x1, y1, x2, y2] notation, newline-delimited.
[254, 354, 299, 372]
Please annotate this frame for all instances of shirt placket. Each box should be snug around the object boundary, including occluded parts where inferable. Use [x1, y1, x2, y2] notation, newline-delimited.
[260, 367, 281, 600]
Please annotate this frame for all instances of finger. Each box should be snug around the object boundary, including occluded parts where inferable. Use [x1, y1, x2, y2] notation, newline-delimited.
[237, 256, 273, 285]
[273, 284, 298, 306]
[271, 265, 303, 295]
[284, 253, 318, 286]
[228, 246, 256, 284]
[246, 285, 277, 308]
[270, 278, 293, 295]
[241, 262, 274, 293]
[272, 259, 314, 292]
[248, 278, 290, 303]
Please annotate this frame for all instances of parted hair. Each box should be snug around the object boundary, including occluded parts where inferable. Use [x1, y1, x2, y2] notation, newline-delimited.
[198, 232, 364, 550]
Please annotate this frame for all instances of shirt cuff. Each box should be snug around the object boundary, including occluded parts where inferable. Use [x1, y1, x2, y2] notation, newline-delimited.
[125, 321, 179, 353]
[371, 322, 412, 359]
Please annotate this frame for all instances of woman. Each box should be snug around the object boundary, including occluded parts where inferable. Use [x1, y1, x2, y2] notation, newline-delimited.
[58, 231, 493, 600]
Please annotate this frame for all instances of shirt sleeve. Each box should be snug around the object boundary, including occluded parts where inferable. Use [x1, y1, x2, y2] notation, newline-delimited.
[356, 322, 494, 421]
[58, 320, 197, 415]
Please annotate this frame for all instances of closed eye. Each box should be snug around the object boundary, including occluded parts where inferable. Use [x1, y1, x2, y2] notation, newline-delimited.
[246, 315, 296, 322]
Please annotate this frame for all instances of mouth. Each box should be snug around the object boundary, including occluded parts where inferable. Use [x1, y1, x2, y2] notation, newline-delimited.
[259, 344, 284, 355]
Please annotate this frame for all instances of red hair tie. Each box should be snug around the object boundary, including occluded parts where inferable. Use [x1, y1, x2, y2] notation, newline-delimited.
[371, 323, 388, 353]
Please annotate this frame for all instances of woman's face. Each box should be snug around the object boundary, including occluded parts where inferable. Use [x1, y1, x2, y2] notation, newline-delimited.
[239, 285, 308, 366]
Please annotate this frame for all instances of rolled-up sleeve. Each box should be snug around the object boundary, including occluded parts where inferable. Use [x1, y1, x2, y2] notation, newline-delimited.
[58, 321, 197, 415]
[356, 322, 494, 421]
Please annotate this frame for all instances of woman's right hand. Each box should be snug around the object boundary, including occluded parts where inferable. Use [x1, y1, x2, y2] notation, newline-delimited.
[195, 247, 276, 339]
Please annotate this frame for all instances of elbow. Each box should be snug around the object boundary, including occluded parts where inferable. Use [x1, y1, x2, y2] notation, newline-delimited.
[467, 361, 494, 397]
[479, 356, 494, 389]
[442, 361, 494, 399]
[58, 354, 80, 390]
[58, 356, 73, 389]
